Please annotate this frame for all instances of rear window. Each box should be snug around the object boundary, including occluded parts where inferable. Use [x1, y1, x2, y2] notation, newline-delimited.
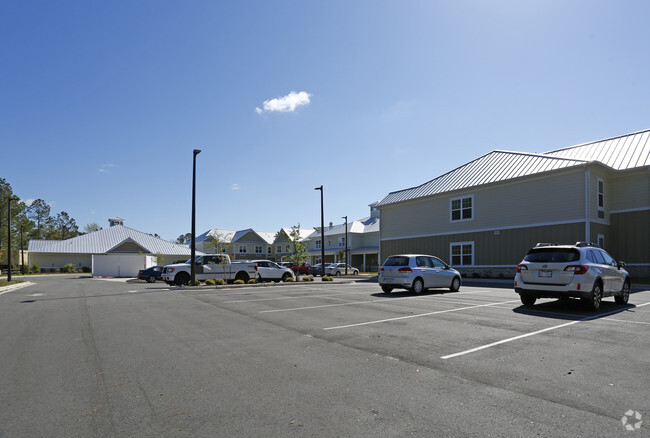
[524, 248, 580, 263]
[383, 256, 410, 267]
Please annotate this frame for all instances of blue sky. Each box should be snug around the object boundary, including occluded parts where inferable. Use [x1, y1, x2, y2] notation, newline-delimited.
[3, 0, 650, 242]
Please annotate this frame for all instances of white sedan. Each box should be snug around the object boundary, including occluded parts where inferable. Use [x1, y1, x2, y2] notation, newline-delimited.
[253, 260, 296, 282]
[325, 263, 359, 276]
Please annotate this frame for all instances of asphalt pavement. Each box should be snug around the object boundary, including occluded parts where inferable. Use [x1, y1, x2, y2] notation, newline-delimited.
[1, 276, 648, 437]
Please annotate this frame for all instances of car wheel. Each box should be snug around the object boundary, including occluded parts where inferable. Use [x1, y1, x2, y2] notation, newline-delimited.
[174, 272, 190, 286]
[353, 270, 358, 275]
[381, 285, 393, 293]
[235, 272, 249, 283]
[335, 271, 341, 276]
[411, 278, 424, 294]
[282, 273, 290, 282]
[520, 294, 536, 306]
[582, 281, 602, 311]
[449, 276, 461, 292]
[615, 280, 630, 304]
[147, 276, 156, 283]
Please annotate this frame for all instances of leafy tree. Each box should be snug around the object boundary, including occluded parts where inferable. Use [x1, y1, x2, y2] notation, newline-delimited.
[48, 211, 79, 240]
[288, 224, 310, 267]
[26, 199, 51, 239]
[84, 222, 101, 234]
[176, 233, 192, 244]
[0, 178, 28, 265]
[207, 231, 232, 256]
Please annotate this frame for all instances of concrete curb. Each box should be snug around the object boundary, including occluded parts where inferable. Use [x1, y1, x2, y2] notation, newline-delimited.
[0, 281, 36, 295]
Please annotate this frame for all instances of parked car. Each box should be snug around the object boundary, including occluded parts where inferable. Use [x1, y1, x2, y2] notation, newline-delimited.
[137, 266, 164, 283]
[514, 242, 631, 310]
[378, 254, 461, 294]
[253, 260, 295, 282]
[324, 263, 359, 276]
[278, 262, 312, 275]
[309, 263, 324, 276]
[162, 255, 258, 285]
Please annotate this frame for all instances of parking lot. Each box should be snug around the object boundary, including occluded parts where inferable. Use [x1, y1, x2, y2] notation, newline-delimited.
[1, 276, 649, 437]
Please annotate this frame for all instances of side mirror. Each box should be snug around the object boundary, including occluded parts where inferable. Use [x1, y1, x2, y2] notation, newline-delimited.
[618, 261, 626, 269]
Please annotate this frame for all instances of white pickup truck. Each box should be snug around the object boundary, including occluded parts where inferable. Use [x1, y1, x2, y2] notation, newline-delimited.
[162, 255, 258, 286]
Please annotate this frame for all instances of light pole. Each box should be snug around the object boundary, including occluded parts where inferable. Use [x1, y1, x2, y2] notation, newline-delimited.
[342, 215, 348, 275]
[7, 196, 19, 281]
[191, 149, 201, 285]
[20, 225, 24, 275]
[314, 186, 324, 277]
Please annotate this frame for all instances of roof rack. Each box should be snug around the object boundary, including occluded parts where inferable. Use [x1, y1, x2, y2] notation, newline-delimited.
[575, 241, 600, 248]
[534, 242, 559, 247]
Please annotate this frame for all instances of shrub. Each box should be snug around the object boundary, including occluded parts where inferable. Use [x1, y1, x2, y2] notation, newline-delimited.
[302, 276, 314, 282]
[322, 276, 334, 281]
[205, 279, 216, 286]
[31, 264, 40, 274]
[215, 278, 226, 285]
[248, 279, 257, 284]
[189, 279, 201, 286]
[284, 277, 295, 282]
[62, 263, 77, 273]
[234, 279, 245, 285]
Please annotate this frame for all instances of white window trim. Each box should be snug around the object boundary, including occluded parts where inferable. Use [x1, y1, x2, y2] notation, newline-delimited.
[450, 241, 474, 266]
[450, 195, 474, 223]
[597, 177, 605, 210]
[597, 234, 605, 249]
[238, 245, 247, 254]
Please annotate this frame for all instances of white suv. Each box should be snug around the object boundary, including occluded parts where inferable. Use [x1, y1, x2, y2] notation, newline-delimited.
[514, 242, 631, 310]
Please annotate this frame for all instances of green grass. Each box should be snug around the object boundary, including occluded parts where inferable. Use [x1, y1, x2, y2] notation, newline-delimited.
[0, 279, 23, 287]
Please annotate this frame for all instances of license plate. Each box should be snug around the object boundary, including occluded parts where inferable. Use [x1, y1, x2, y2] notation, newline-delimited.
[538, 270, 552, 278]
[383, 278, 394, 283]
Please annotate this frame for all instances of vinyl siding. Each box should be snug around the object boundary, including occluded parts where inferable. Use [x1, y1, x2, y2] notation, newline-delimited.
[380, 222, 586, 266]
[380, 169, 585, 240]
[610, 210, 650, 263]
[609, 169, 650, 212]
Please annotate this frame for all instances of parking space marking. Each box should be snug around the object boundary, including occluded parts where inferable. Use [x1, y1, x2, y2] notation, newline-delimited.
[441, 302, 650, 360]
[260, 294, 433, 313]
[226, 290, 371, 304]
[598, 318, 650, 326]
[323, 299, 521, 330]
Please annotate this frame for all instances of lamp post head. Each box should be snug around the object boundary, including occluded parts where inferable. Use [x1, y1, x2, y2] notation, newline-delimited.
[314, 186, 322, 191]
[193, 149, 202, 156]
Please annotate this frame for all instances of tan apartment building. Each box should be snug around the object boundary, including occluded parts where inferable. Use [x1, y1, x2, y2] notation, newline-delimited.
[377, 129, 650, 278]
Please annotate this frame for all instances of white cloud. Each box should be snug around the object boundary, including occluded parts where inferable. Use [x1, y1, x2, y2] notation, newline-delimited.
[256, 91, 311, 114]
[98, 163, 117, 173]
[231, 184, 240, 191]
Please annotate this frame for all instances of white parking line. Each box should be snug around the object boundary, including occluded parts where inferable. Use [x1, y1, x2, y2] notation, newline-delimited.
[441, 302, 650, 360]
[323, 299, 521, 330]
[260, 294, 432, 313]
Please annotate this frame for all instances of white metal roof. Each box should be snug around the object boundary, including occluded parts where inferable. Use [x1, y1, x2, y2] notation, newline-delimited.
[378, 129, 650, 207]
[544, 129, 650, 170]
[28, 225, 197, 255]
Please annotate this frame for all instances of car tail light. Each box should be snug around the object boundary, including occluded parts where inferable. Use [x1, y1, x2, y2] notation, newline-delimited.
[380, 267, 384, 272]
[398, 267, 412, 272]
[516, 264, 527, 273]
[565, 265, 588, 275]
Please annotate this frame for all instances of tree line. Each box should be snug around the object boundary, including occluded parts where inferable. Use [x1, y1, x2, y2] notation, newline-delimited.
[0, 178, 84, 266]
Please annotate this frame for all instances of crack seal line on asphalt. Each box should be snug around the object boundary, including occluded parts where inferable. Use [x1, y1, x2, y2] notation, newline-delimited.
[440, 301, 650, 360]
[323, 299, 521, 330]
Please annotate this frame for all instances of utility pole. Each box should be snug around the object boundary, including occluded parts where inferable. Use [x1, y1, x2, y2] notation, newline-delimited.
[314, 186, 324, 276]
[342, 215, 348, 275]
[191, 149, 201, 285]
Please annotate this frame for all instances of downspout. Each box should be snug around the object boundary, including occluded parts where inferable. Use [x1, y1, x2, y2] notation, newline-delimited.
[585, 167, 590, 242]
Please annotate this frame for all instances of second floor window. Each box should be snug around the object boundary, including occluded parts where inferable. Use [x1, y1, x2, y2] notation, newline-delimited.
[451, 196, 473, 221]
[255, 246, 262, 254]
[315, 240, 321, 249]
[239, 245, 247, 253]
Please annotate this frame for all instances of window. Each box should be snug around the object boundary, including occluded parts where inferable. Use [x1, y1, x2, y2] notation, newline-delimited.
[267, 247, 272, 254]
[255, 246, 262, 254]
[450, 242, 474, 266]
[316, 240, 321, 249]
[597, 234, 605, 250]
[451, 196, 473, 221]
[338, 237, 346, 247]
[277, 245, 282, 253]
[238, 245, 247, 254]
[286, 244, 291, 252]
[597, 178, 605, 219]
